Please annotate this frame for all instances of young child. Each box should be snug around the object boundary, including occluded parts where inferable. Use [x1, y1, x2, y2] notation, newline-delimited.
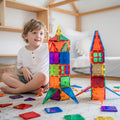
[1, 19, 49, 94]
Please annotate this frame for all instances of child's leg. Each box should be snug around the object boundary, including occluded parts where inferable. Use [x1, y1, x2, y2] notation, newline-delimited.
[1, 72, 49, 94]
[1, 73, 25, 88]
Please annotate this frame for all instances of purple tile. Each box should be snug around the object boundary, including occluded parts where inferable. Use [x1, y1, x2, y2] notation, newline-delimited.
[54, 53, 59, 64]
[24, 97, 36, 101]
[50, 53, 54, 64]
[101, 106, 118, 112]
[9, 95, 24, 99]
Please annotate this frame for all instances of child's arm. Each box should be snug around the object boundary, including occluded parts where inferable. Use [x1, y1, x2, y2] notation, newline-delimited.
[17, 67, 33, 82]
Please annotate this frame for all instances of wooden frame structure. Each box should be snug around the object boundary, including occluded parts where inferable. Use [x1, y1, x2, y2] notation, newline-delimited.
[0, 0, 49, 57]
[47, 0, 120, 80]
[47, 0, 120, 31]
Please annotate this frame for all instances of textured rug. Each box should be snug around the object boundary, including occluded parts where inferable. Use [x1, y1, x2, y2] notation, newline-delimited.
[0, 78, 120, 120]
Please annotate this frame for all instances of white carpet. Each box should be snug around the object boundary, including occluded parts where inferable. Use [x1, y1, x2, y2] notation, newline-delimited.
[0, 78, 120, 120]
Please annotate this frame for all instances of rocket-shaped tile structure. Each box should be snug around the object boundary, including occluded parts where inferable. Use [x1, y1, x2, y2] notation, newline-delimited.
[75, 30, 120, 104]
[42, 26, 78, 104]
[90, 30, 106, 104]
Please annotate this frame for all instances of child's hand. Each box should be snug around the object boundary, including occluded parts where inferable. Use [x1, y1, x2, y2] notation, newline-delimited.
[22, 67, 33, 81]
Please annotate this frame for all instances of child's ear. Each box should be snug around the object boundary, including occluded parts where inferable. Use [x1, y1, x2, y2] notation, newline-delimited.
[23, 34, 28, 40]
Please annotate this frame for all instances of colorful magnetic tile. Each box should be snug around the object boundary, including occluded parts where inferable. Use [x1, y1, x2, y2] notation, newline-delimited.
[42, 88, 59, 104]
[51, 90, 60, 100]
[50, 52, 59, 64]
[60, 64, 70, 76]
[9, 95, 24, 99]
[92, 64, 105, 76]
[96, 116, 115, 120]
[60, 76, 70, 88]
[50, 65, 59, 76]
[13, 103, 32, 110]
[62, 87, 79, 104]
[49, 76, 60, 88]
[19, 111, 41, 119]
[64, 114, 85, 120]
[101, 106, 118, 112]
[71, 85, 82, 88]
[24, 97, 36, 101]
[0, 93, 5, 97]
[113, 86, 120, 89]
[60, 52, 70, 64]
[111, 89, 120, 92]
[56, 26, 62, 35]
[44, 107, 63, 114]
[49, 42, 58, 52]
[49, 35, 58, 41]
[53, 41, 66, 52]
[0, 103, 13, 108]
[61, 42, 69, 52]
[59, 34, 69, 41]
[60, 90, 70, 100]
[91, 76, 105, 88]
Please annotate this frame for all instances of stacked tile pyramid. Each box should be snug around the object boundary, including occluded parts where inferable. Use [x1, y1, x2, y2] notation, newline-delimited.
[90, 30, 106, 104]
[42, 26, 78, 104]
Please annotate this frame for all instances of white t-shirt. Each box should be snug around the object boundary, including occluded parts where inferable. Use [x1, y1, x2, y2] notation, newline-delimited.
[17, 43, 49, 76]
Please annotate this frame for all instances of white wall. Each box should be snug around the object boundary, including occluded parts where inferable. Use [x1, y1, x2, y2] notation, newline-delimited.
[51, 11, 76, 35]
[81, 9, 120, 57]
[0, 8, 36, 64]
[0, 1, 75, 64]
[0, 0, 119, 65]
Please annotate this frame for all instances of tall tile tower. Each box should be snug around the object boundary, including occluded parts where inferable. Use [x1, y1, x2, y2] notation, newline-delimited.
[43, 26, 78, 104]
[90, 30, 106, 104]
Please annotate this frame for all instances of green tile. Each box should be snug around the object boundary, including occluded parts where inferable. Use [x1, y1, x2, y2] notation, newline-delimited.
[62, 71, 64, 74]
[99, 58, 103, 62]
[99, 53, 103, 57]
[60, 76, 70, 88]
[61, 66, 64, 70]
[94, 58, 98, 62]
[93, 53, 97, 57]
[64, 114, 85, 120]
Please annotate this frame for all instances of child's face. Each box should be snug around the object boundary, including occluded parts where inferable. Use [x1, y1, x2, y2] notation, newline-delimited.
[25, 28, 44, 47]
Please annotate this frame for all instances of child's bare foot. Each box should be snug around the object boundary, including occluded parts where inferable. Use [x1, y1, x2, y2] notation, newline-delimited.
[32, 88, 43, 95]
[0, 86, 18, 94]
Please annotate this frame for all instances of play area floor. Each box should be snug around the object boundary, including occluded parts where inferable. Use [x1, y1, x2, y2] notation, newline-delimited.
[0, 78, 120, 120]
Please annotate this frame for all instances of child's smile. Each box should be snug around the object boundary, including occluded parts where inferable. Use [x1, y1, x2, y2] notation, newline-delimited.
[25, 28, 44, 50]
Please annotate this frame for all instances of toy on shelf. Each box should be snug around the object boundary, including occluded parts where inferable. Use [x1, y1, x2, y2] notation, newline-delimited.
[42, 26, 78, 104]
[76, 30, 120, 104]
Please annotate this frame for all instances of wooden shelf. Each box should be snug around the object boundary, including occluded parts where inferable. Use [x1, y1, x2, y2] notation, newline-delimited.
[0, 54, 17, 56]
[0, 26, 22, 32]
[0, 0, 49, 33]
[0, 0, 49, 57]
[6, 0, 48, 12]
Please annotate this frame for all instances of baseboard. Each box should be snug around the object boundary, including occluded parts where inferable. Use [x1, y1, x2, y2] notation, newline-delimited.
[70, 74, 120, 81]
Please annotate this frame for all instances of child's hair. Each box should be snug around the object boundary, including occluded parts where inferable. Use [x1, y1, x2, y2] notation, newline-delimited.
[22, 19, 47, 43]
